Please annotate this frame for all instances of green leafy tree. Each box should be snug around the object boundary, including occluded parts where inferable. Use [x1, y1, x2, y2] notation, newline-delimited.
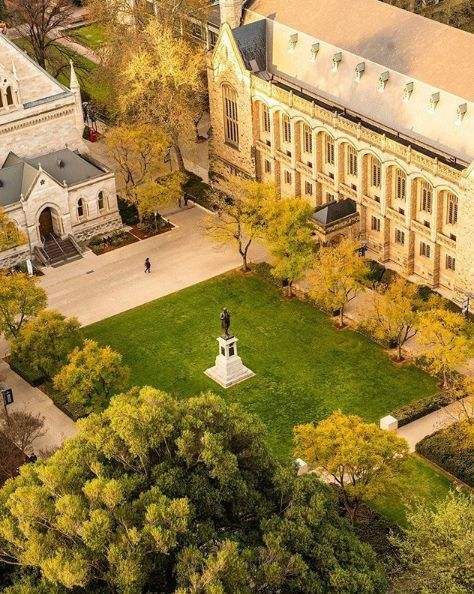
[262, 196, 315, 295]
[0, 273, 47, 338]
[391, 493, 474, 594]
[52, 339, 129, 415]
[0, 208, 26, 252]
[294, 410, 409, 522]
[9, 309, 81, 382]
[0, 389, 386, 593]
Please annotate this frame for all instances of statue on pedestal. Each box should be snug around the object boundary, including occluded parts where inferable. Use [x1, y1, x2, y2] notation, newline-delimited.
[220, 307, 231, 338]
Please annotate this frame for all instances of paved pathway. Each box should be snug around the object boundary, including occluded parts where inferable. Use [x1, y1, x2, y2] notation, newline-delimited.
[40, 205, 265, 326]
[0, 360, 76, 456]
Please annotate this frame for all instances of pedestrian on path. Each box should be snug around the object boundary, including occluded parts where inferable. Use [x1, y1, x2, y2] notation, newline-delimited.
[144, 258, 151, 274]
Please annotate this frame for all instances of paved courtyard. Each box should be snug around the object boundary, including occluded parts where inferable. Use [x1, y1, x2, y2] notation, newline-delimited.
[40, 205, 265, 326]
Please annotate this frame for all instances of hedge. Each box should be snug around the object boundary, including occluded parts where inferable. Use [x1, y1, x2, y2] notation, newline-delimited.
[391, 392, 456, 427]
[416, 421, 474, 486]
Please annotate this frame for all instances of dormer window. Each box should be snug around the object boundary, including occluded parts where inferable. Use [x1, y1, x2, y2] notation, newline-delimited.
[455, 103, 467, 125]
[429, 92, 440, 112]
[403, 82, 414, 102]
[311, 42, 320, 61]
[355, 62, 365, 82]
[332, 52, 342, 72]
[378, 71, 389, 91]
[288, 33, 298, 51]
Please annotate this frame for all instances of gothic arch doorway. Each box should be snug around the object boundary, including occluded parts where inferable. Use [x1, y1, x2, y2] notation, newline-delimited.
[38, 207, 61, 240]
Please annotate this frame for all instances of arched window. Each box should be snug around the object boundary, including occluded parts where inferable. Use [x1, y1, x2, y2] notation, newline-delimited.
[419, 180, 432, 213]
[371, 157, 381, 188]
[325, 134, 335, 165]
[98, 191, 105, 211]
[5, 86, 13, 106]
[302, 124, 312, 153]
[261, 104, 270, 133]
[395, 169, 406, 201]
[222, 84, 239, 146]
[0, 92, 3, 109]
[446, 192, 458, 224]
[347, 145, 358, 176]
[282, 114, 291, 143]
[77, 198, 84, 218]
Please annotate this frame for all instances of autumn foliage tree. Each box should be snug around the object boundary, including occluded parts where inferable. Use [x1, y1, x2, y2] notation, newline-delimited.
[294, 410, 409, 522]
[363, 278, 420, 360]
[0, 273, 47, 338]
[308, 238, 368, 326]
[0, 208, 26, 252]
[416, 306, 470, 388]
[53, 339, 129, 415]
[0, 388, 386, 593]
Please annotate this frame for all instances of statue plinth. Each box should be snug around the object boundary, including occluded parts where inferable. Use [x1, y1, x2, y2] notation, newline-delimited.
[205, 335, 255, 389]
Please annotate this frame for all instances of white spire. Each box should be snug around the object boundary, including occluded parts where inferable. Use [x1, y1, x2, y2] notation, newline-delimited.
[69, 59, 80, 90]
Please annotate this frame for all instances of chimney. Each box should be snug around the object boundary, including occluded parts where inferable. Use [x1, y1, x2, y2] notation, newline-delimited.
[220, 0, 244, 29]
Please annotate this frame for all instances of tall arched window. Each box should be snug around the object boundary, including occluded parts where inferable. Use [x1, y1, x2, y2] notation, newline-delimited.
[261, 104, 270, 133]
[419, 180, 432, 213]
[5, 86, 13, 106]
[222, 84, 239, 146]
[446, 192, 458, 224]
[302, 124, 312, 153]
[371, 157, 381, 188]
[98, 191, 105, 211]
[347, 145, 358, 176]
[395, 169, 406, 201]
[325, 134, 335, 165]
[77, 198, 84, 219]
[282, 114, 291, 143]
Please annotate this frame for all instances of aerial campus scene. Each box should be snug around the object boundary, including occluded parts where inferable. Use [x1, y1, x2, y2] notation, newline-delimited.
[0, 0, 472, 592]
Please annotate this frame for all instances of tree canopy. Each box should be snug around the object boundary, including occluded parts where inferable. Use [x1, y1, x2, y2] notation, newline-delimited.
[0, 209, 26, 252]
[0, 273, 47, 338]
[0, 389, 386, 593]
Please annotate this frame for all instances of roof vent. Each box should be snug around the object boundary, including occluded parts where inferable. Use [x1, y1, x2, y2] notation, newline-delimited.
[57, 159, 65, 168]
[311, 42, 320, 61]
[403, 82, 414, 101]
[288, 33, 298, 50]
[455, 103, 467, 125]
[355, 62, 365, 82]
[378, 71, 389, 91]
[429, 92, 440, 112]
[332, 52, 342, 72]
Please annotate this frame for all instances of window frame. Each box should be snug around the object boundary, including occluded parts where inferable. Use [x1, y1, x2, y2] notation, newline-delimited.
[371, 157, 381, 188]
[325, 135, 335, 165]
[222, 84, 239, 147]
[282, 114, 292, 144]
[446, 193, 458, 225]
[420, 180, 432, 213]
[347, 145, 358, 176]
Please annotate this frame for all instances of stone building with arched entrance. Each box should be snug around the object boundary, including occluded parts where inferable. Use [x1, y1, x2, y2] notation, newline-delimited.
[0, 35, 121, 267]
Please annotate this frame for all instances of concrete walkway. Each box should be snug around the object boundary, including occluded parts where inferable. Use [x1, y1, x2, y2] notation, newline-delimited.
[397, 397, 472, 452]
[40, 205, 265, 326]
[0, 361, 76, 456]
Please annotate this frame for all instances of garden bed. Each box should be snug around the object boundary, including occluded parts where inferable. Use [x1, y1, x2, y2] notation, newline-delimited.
[87, 231, 139, 255]
[416, 421, 473, 486]
[391, 392, 461, 427]
[129, 220, 174, 240]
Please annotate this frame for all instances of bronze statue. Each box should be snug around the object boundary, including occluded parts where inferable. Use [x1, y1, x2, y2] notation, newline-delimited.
[220, 308, 231, 338]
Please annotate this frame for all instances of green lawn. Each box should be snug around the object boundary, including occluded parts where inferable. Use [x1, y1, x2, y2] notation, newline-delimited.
[68, 23, 106, 51]
[83, 271, 436, 456]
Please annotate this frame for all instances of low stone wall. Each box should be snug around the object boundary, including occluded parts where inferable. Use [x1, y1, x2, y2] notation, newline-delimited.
[0, 244, 31, 270]
[72, 213, 123, 243]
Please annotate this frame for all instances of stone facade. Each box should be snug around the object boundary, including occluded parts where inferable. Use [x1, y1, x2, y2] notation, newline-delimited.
[208, 5, 474, 304]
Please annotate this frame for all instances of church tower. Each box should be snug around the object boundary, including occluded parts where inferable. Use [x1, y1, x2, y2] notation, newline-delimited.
[219, 0, 244, 29]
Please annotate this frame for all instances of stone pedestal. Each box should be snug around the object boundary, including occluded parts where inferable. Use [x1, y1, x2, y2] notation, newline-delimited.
[379, 415, 398, 431]
[205, 335, 255, 388]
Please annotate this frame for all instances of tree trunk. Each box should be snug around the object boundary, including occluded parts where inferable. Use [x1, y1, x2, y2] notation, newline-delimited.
[397, 341, 402, 362]
[339, 305, 344, 328]
[173, 141, 185, 173]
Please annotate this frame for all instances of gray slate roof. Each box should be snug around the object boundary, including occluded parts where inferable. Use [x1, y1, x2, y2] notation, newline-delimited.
[312, 198, 357, 226]
[233, 19, 267, 72]
[0, 149, 107, 206]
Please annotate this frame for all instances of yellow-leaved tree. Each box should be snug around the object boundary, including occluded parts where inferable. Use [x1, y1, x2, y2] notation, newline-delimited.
[0, 208, 27, 252]
[416, 307, 470, 388]
[308, 238, 368, 327]
[363, 278, 420, 360]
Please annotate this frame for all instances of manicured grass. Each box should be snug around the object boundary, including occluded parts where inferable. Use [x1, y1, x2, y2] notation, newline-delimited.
[83, 271, 436, 457]
[68, 23, 106, 50]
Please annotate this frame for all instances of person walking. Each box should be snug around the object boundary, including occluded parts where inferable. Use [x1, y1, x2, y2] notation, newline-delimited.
[144, 257, 151, 274]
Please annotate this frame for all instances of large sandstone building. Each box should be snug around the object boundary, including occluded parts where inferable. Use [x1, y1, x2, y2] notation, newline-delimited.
[208, 0, 474, 303]
[0, 35, 121, 267]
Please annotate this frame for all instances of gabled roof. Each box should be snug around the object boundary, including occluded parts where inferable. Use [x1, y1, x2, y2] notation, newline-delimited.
[312, 198, 357, 226]
[233, 19, 267, 72]
[0, 149, 107, 206]
[245, 0, 474, 100]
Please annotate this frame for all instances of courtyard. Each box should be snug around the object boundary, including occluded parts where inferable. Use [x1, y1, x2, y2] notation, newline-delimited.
[83, 269, 451, 524]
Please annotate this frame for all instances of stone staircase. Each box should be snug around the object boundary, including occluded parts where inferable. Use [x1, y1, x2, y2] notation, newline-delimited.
[41, 234, 82, 266]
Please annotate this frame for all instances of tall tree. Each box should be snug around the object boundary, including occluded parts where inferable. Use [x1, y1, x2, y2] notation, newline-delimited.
[363, 278, 420, 360]
[204, 177, 271, 271]
[9, 0, 75, 70]
[416, 307, 469, 388]
[294, 410, 409, 522]
[308, 238, 368, 327]
[9, 309, 81, 382]
[0, 389, 386, 593]
[0, 273, 47, 338]
[391, 493, 474, 594]
[52, 339, 129, 415]
[0, 208, 26, 252]
[262, 195, 315, 295]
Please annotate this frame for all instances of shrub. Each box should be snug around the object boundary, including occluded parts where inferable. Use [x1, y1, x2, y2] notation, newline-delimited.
[391, 392, 457, 427]
[416, 421, 474, 486]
